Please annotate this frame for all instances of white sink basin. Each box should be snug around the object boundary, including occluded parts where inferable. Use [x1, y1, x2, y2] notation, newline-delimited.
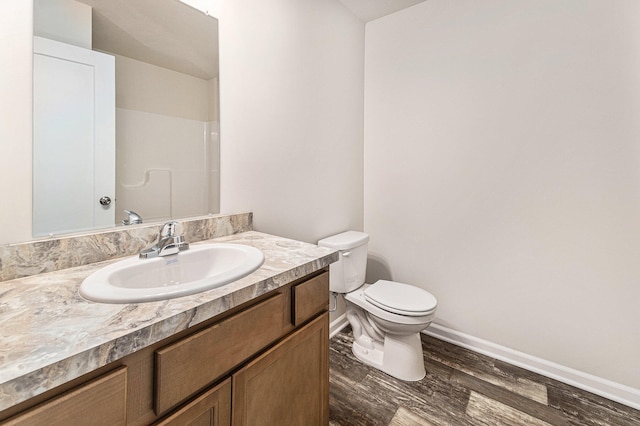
[80, 243, 264, 303]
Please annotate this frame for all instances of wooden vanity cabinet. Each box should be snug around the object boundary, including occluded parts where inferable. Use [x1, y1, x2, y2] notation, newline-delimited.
[0, 269, 329, 426]
[154, 313, 328, 426]
[155, 270, 329, 425]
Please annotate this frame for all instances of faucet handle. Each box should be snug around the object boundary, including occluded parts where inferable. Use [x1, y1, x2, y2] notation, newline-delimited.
[140, 221, 188, 259]
[160, 221, 182, 238]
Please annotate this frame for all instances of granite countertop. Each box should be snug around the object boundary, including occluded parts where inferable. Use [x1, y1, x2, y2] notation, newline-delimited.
[0, 231, 338, 411]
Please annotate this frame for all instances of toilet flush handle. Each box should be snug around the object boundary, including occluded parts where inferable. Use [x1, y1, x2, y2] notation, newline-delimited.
[342, 251, 351, 257]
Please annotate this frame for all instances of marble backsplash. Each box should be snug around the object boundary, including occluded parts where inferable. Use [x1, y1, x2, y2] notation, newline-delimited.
[0, 213, 252, 282]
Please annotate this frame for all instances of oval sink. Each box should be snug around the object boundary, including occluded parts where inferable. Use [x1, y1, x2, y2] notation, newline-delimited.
[80, 243, 264, 303]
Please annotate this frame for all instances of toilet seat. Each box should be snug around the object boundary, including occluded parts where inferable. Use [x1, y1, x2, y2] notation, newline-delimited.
[345, 283, 436, 326]
[364, 280, 437, 317]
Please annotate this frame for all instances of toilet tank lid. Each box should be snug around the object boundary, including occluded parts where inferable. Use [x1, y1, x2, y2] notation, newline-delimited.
[318, 231, 369, 250]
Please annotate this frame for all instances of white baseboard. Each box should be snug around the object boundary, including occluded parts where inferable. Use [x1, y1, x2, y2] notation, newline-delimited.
[329, 313, 349, 339]
[423, 322, 640, 411]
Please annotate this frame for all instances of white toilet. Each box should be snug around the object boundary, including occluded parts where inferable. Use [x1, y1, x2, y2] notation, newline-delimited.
[319, 231, 438, 381]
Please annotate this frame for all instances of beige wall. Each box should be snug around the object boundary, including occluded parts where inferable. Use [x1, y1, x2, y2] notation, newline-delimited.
[364, 0, 640, 392]
[33, 0, 91, 49]
[218, 0, 365, 244]
[0, 1, 32, 245]
[115, 54, 213, 122]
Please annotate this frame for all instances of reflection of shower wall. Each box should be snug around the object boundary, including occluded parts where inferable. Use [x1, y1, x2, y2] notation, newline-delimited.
[116, 109, 218, 223]
[113, 54, 219, 224]
[207, 120, 221, 214]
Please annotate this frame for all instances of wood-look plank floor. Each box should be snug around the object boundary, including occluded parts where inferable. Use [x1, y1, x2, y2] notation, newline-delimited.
[329, 327, 640, 426]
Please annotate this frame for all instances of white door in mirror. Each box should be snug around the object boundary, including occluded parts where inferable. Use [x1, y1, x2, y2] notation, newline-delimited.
[33, 36, 115, 237]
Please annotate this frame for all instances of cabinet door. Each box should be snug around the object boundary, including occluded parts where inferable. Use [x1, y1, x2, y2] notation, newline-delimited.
[154, 379, 231, 426]
[3, 367, 127, 426]
[232, 313, 329, 426]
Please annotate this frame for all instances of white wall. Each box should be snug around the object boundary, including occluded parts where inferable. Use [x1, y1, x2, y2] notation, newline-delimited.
[364, 0, 640, 393]
[0, 1, 32, 245]
[218, 0, 365, 244]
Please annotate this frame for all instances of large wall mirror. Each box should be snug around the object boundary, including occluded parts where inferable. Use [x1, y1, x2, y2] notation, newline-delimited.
[32, 0, 219, 237]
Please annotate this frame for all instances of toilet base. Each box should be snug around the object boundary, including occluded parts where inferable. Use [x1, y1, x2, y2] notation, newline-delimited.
[351, 332, 426, 381]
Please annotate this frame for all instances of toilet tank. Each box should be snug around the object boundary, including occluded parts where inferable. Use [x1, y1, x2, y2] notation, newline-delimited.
[318, 231, 369, 293]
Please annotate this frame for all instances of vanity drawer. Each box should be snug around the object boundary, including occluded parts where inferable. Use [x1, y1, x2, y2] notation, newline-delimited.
[3, 367, 127, 426]
[154, 292, 286, 415]
[291, 271, 329, 326]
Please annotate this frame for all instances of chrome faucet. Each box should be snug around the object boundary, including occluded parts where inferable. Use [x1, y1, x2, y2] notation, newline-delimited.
[122, 210, 143, 225]
[139, 221, 190, 258]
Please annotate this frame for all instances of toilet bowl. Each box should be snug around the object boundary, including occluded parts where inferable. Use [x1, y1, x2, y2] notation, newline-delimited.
[318, 231, 438, 381]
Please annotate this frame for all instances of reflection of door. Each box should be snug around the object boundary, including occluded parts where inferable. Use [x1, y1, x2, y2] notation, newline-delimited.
[32, 36, 115, 237]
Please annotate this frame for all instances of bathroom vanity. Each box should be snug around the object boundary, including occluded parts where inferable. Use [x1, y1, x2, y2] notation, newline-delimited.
[0, 228, 337, 425]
